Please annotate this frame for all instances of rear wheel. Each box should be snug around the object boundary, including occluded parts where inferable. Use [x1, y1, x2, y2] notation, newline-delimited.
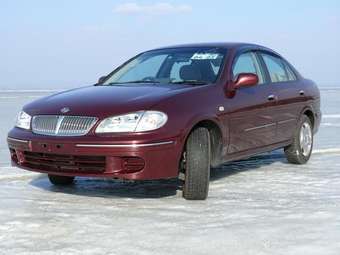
[284, 115, 313, 164]
[48, 174, 75, 186]
[183, 127, 211, 200]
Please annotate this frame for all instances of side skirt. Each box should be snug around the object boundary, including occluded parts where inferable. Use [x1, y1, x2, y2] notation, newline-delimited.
[214, 140, 292, 166]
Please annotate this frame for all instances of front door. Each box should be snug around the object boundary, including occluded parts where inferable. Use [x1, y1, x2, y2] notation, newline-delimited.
[226, 51, 278, 154]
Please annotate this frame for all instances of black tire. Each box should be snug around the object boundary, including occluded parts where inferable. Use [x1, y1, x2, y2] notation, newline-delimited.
[284, 115, 313, 164]
[48, 174, 75, 186]
[183, 127, 211, 200]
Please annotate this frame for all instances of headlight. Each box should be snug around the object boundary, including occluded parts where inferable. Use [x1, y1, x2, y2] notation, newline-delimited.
[95, 111, 167, 133]
[15, 111, 32, 130]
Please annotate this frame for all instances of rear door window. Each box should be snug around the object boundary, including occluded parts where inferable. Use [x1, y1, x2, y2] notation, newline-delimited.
[261, 53, 290, 83]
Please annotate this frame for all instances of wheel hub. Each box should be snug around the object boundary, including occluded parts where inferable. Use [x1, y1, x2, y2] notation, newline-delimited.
[300, 122, 312, 157]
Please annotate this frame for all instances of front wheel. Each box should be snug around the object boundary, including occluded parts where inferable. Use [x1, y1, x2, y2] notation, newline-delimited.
[183, 127, 211, 200]
[284, 115, 313, 164]
[48, 174, 75, 186]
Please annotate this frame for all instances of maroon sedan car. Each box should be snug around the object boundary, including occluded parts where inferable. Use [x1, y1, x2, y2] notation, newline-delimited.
[8, 43, 321, 200]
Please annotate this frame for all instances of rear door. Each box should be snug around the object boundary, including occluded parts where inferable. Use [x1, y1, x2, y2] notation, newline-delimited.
[227, 51, 278, 154]
[259, 52, 302, 142]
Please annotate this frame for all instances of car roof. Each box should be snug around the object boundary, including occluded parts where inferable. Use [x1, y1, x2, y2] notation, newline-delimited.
[152, 42, 273, 52]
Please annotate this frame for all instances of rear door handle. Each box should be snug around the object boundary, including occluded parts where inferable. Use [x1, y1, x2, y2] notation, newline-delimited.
[299, 90, 305, 96]
[267, 94, 277, 101]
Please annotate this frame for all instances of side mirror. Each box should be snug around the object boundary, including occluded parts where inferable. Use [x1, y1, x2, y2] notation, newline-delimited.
[98, 76, 107, 84]
[233, 73, 258, 89]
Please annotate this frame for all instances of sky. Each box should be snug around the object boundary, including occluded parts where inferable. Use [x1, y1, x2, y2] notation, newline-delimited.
[0, 0, 339, 89]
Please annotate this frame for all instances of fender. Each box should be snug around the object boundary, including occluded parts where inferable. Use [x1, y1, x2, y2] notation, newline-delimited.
[180, 113, 227, 167]
[298, 105, 321, 134]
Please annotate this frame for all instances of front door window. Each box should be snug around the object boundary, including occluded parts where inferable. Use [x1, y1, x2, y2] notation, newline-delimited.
[233, 52, 265, 84]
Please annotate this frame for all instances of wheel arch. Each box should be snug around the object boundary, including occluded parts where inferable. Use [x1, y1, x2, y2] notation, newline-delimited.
[182, 117, 225, 168]
[301, 107, 315, 128]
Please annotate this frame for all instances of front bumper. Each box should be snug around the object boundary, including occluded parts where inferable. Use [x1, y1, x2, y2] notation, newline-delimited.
[7, 131, 183, 180]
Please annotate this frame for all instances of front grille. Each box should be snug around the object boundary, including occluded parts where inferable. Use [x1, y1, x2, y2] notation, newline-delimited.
[32, 115, 97, 136]
[23, 151, 106, 173]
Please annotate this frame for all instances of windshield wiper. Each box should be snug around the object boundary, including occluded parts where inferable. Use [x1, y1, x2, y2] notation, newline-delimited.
[106, 80, 160, 85]
[170, 80, 207, 85]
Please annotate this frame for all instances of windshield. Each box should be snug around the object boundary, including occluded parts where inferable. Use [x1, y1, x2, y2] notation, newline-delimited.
[102, 47, 227, 86]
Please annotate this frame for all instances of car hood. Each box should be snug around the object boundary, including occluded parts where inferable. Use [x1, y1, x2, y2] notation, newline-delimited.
[24, 84, 192, 118]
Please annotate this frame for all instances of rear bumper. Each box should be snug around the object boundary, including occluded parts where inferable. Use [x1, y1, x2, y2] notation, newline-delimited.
[7, 133, 183, 180]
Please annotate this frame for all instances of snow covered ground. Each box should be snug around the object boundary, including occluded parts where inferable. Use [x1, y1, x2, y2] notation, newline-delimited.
[0, 88, 340, 255]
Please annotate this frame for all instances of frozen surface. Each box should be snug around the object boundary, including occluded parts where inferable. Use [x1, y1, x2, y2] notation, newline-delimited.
[0, 88, 340, 255]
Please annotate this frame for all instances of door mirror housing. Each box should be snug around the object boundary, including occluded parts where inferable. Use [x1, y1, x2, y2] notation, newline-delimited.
[233, 73, 259, 89]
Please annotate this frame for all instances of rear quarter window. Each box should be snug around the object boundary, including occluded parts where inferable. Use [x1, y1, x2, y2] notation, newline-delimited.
[282, 61, 297, 81]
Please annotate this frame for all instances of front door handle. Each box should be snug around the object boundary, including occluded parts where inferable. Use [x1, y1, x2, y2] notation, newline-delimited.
[299, 90, 305, 96]
[267, 94, 277, 101]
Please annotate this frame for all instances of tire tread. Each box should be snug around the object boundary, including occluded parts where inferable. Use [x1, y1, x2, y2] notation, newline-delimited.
[183, 127, 211, 200]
